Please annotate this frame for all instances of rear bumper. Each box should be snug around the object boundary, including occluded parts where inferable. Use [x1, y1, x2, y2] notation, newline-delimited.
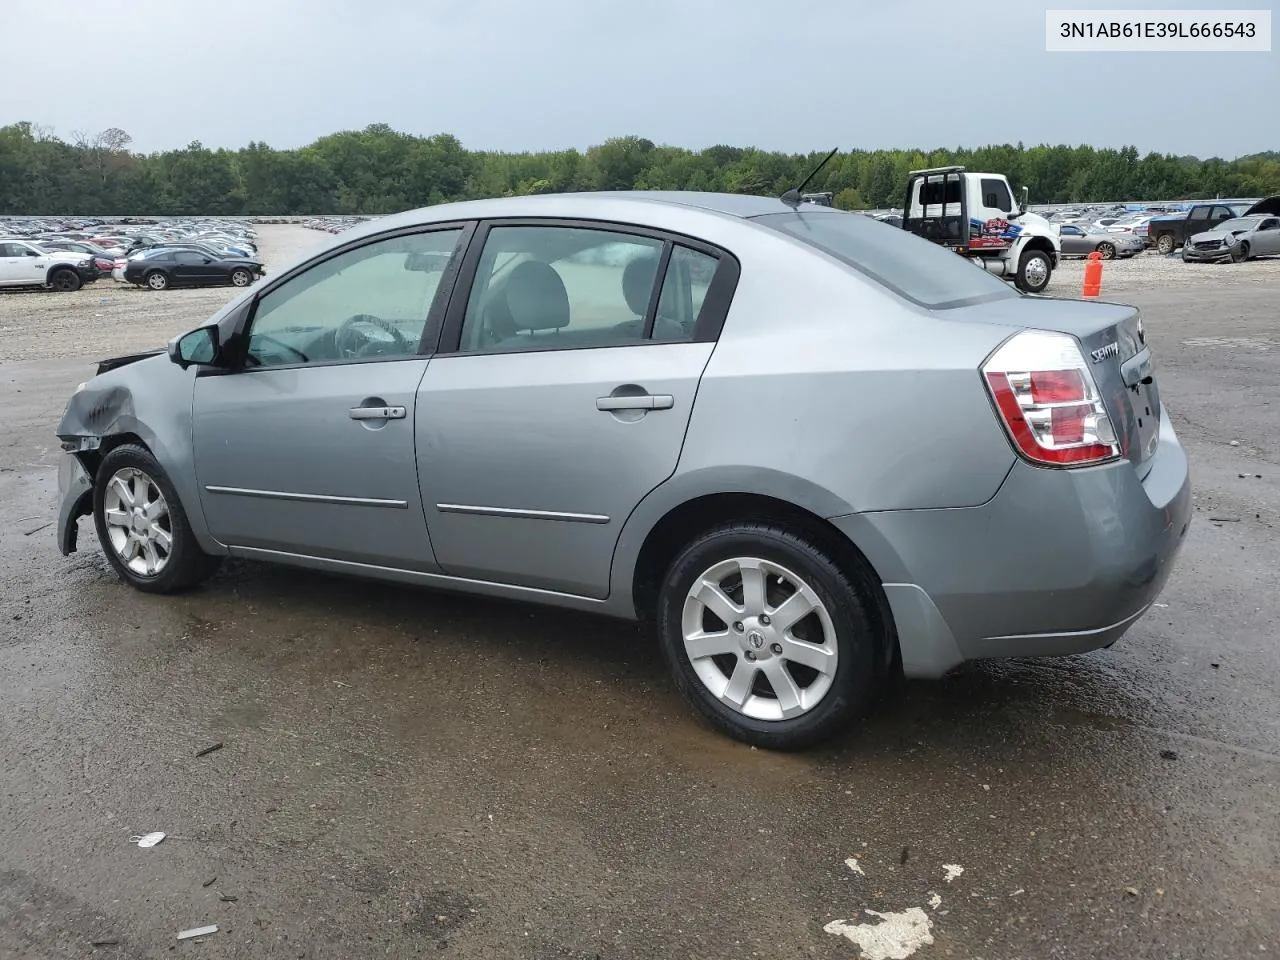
[832, 411, 1192, 677]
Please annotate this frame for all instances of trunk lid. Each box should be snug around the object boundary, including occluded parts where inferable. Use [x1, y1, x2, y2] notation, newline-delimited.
[949, 297, 1161, 475]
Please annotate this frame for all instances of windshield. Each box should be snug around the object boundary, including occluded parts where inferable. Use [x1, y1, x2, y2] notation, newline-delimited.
[753, 210, 1018, 309]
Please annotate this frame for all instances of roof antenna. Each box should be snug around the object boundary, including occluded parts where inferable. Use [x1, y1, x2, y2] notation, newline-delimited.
[781, 147, 839, 206]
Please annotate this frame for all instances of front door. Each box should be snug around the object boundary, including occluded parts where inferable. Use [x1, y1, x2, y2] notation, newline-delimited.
[0, 243, 26, 285]
[191, 225, 468, 570]
[0, 242, 43, 285]
[1253, 218, 1280, 256]
[416, 222, 733, 598]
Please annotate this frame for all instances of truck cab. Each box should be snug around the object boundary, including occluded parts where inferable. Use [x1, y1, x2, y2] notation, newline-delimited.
[901, 166, 1059, 294]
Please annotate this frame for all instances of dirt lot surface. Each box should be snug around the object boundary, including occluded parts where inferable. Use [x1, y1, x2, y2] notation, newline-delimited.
[2, 227, 1278, 959]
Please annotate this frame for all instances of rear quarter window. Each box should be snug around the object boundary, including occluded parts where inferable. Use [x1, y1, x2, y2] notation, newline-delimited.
[753, 210, 1019, 309]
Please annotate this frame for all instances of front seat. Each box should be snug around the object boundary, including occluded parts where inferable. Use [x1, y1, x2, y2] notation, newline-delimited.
[491, 261, 570, 347]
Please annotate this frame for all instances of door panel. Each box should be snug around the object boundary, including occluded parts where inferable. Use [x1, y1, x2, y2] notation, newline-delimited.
[193, 360, 438, 570]
[1255, 222, 1280, 255]
[416, 343, 714, 597]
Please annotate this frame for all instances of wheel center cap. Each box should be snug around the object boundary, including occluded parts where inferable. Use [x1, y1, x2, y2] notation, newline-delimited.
[746, 630, 765, 649]
[132, 512, 149, 534]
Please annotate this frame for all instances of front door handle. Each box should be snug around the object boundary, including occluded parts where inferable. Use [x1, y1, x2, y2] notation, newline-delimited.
[595, 394, 674, 411]
[349, 405, 406, 420]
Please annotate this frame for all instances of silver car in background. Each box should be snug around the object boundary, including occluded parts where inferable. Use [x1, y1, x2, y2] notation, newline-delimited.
[1057, 223, 1145, 259]
[55, 192, 1191, 750]
[1183, 215, 1280, 263]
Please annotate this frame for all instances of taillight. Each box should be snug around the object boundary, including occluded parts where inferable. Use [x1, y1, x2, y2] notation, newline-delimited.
[982, 330, 1120, 466]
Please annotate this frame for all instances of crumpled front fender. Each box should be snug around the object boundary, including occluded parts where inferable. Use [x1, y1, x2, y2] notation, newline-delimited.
[56, 453, 93, 556]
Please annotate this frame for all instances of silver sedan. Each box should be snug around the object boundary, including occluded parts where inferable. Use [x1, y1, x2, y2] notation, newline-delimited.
[1057, 223, 1145, 259]
[1183, 215, 1280, 262]
[54, 192, 1191, 750]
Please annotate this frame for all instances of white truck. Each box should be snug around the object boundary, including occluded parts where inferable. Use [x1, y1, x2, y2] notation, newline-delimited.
[900, 166, 1060, 294]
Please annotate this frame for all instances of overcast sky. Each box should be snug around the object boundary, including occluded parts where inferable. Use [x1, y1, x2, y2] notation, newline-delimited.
[3, 0, 1275, 158]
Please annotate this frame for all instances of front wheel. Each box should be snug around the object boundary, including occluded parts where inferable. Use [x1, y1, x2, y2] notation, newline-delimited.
[92, 444, 221, 594]
[1015, 249, 1052, 294]
[656, 522, 881, 750]
[49, 268, 82, 292]
[1231, 241, 1251, 263]
[230, 268, 252, 287]
[1097, 241, 1116, 260]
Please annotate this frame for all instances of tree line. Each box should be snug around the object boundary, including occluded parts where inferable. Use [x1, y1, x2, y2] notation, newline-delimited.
[2, 121, 1277, 216]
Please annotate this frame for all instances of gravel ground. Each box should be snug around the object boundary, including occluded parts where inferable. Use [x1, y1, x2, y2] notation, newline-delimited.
[1055, 248, 1280, 294]
[0, 226, 328, 363]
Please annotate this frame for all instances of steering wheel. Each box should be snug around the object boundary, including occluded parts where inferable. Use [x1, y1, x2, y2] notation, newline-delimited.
[334, 314, 412, 358]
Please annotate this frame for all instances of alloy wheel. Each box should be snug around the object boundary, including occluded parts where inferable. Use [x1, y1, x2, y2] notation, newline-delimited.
[681, 557, 839, 721]
[102, 467, 173, 577]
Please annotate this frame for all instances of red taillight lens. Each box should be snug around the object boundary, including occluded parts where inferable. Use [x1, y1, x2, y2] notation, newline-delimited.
[983, 332, 1120, 467]
[1029, 369, 1085, 403]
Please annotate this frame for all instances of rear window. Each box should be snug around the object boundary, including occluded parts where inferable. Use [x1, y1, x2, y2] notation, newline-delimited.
[754, 210, 1018, 309]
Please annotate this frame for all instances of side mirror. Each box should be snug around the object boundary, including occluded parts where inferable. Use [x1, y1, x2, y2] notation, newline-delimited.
[169, 325, 221, 369]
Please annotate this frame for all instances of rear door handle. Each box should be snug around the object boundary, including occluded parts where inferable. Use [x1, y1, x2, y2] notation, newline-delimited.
[595, 394, 674, 411]
[349, 405, 406, 420]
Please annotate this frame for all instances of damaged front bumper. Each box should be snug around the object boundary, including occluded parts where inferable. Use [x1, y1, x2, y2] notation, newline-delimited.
[56, 451, 94, 556]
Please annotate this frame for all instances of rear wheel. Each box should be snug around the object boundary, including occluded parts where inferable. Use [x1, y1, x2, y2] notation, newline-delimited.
[1156, 233, 1176, 255]
[49, 268, 82, 292]
[656, 522, 881, 750]
[92, 444, 221, 594]
[1097, 241, 1116, 260]
[145, 270, 168, 291]
[230, 268, 252, 287]
[1015, 249, 1052, 294]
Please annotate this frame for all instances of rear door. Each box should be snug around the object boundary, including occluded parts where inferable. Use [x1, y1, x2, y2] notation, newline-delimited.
[1058, 225, 1087, 255]
[415, 221, 738, 598]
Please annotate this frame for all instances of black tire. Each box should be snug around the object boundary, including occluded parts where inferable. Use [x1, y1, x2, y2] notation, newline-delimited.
[230, 268, 252, 287]
[1097, 241, 1116, 260]
[1014, 249, 1052, 294]
[1231, 241, 1250, 263]
[1156, 233, 1176, 255]
[49, 268, 82, 293]
[145, 270, 168, 291]
[92, 443, 221, 594]
[656, 521, 882, 751]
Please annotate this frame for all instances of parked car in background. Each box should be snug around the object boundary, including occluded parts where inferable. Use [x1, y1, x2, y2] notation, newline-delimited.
[0, 238, 97, 291]
[1057, 224, 1145, 259]
[55, 191, 1191, 749]
[122, 249, 263, 290]
[1107, 214, 1154, 234]
[1146, 203, 1252, 254]
[1183, 215, 1280, 263]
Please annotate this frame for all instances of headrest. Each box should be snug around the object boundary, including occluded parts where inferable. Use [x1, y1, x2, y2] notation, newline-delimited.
[503, 261, 570, 332]
[622, 253, 660, 316]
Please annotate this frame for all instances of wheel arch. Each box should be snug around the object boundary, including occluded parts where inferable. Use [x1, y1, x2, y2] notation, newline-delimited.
[44, 262, 81, 283]
[57, 366, 222, 555]
[618, 479, 898, 673]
